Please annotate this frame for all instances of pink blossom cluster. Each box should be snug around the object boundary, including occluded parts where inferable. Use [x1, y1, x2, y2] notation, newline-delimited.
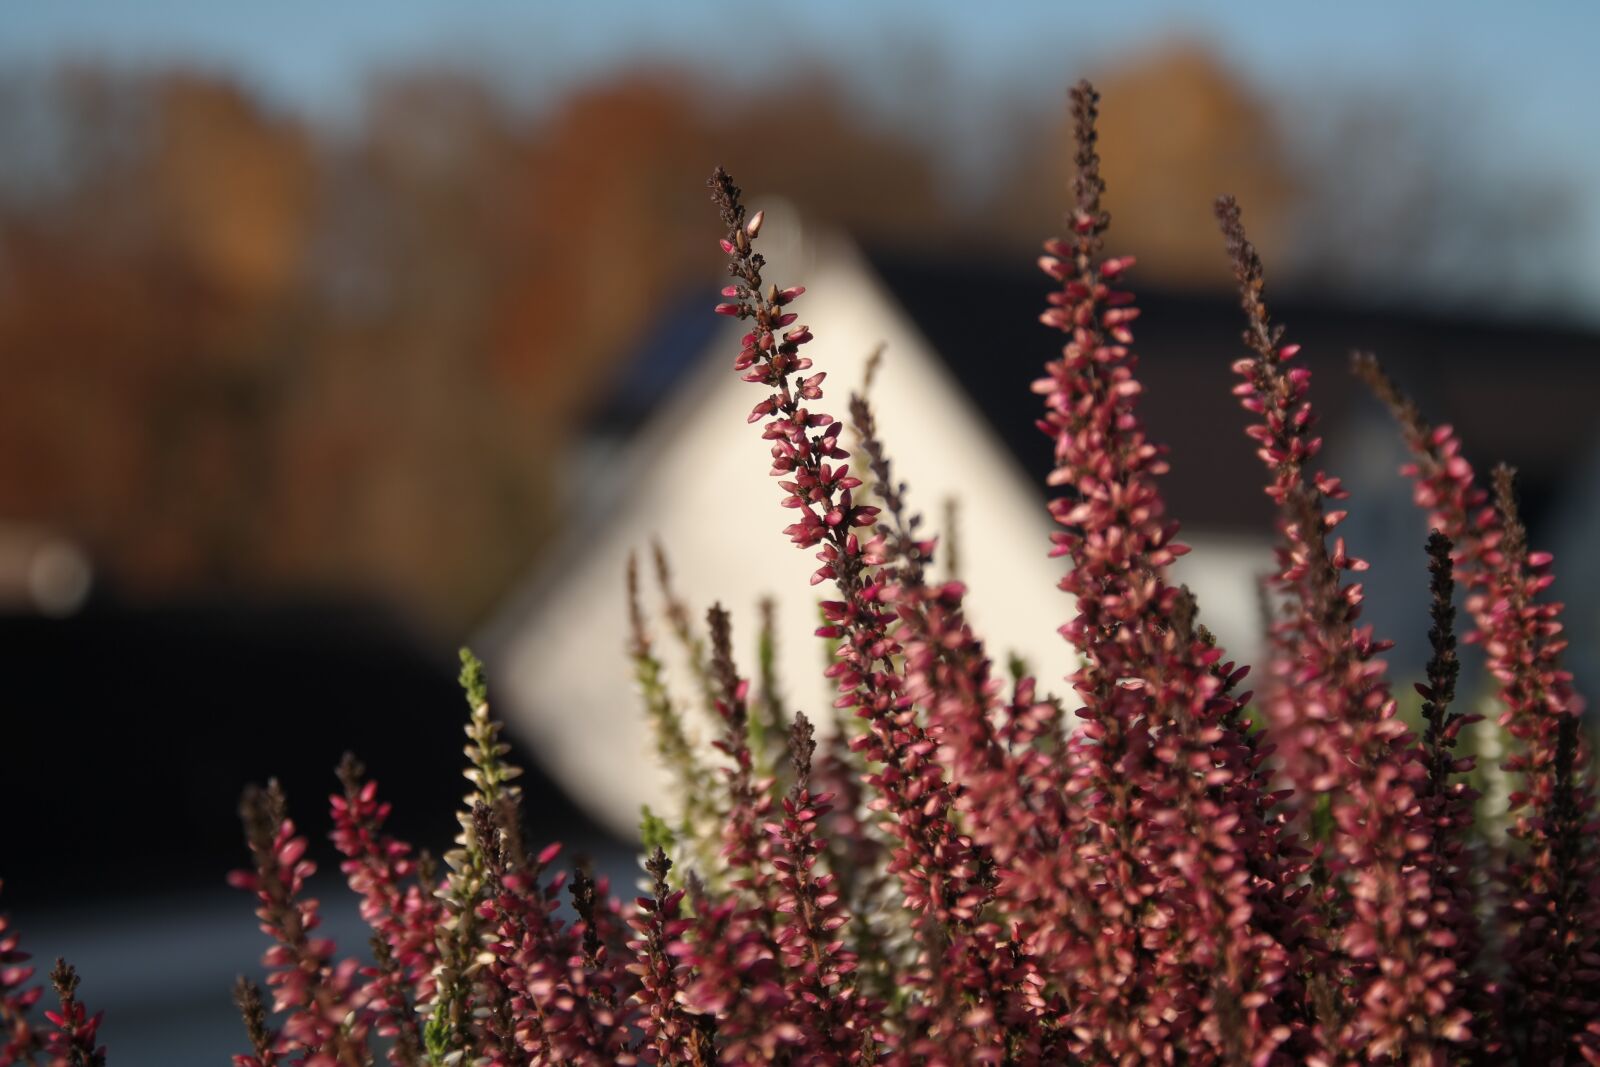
[0, 888, 47, 1066]
[1217, 197, 1476, 1060]
[1357, 357, 1600, 1061]
[0, 903, 106, 1067]
[709, 168, 997, 985]
[329, 756, 442, 1026]
[39, 963, 102, 1067]
[228, 782, 369, 1067]
[1023, 84, 1316, 1065]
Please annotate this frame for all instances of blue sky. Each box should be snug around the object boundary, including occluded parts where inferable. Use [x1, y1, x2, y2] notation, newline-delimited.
[4, 1, 1598, 304]
[5, 2, 1595, 130]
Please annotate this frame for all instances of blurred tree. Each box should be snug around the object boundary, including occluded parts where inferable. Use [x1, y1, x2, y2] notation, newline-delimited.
[989, 40, 1296, 285]
[0, 69, 315, 590]
[0, 64, 946, 631]
[0, 48, 1573, 632]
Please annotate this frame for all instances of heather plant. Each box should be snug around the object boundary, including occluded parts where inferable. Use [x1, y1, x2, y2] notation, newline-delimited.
[1, 77, 1597, 1065]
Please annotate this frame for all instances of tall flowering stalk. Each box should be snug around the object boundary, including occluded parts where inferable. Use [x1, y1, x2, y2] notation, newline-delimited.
[705, 604, 778, 911]
[476, 815, 627, 1062]
[884, 572, 1062, 1062]
[848, 386, 1055, 1057]
[810, 696, 899, 1011]
[1033, 81, 1310, 1064]
[710, 167, 1090, 1058]
[766, 713, 873, 1061]
[330, 755, 441, 1024]
[42, 962, 103, 1067]
[1358, 355, 1600, 1060]
[1483, 470, 1600, 1061]
[626, 552, 720, 877]
[362, 937, 423, 1067]
[230, 781, 369, 1067]
[0, 884, 48, 1067]
[1414, 532, 1494, 1035]
[627, 850, 716, 1065]
[671, 608, 876, 1062]
[707, 169, 995, 1000]
[1217, 198, 1476, 1058]
[0, 903, 103, 1067]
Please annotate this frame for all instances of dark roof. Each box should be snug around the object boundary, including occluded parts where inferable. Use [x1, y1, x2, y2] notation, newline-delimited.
[867, 248, 1600, 533]
[587, 284, 725, 438]
[589, 244, 1600, 535]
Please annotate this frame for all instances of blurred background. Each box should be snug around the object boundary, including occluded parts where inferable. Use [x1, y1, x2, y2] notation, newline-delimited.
[1, 2, 1597, 1061]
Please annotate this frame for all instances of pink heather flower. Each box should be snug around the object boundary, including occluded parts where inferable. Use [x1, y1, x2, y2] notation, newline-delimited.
[470, 807, 618, 1063]
[329, 755, 441, 1014]
[849, 389, 1067, 1057]
[845, 385, 1073, 1052]
[701, 609, 878, 1061]
[1022, 83, 1311, 1065]
[1218, 197, 1473, 1058]
[1352, 354, 1502, 646]
[765, 714, 875, 1061]
[0, 883, 49, 1066]
[43, 960, 104, 1067]
[885, 576, 1067, 1061]
[1359, 355, 1600, 1058]
[1484, 469, 1599, 1059]
[626, 850, 716, 1066]
[360, 937, 424, 1067]
[809, 710, 897, 1006]
[673, 884, 796, 1062]
[706, 604, 780, 910]
[229, 781, 369, 1067]
[707, 168, 993, 997]
[566, 864, 640, 1056]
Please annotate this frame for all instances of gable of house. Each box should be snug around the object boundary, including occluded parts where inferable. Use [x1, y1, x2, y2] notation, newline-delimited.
[480, 229, 1076, 836]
